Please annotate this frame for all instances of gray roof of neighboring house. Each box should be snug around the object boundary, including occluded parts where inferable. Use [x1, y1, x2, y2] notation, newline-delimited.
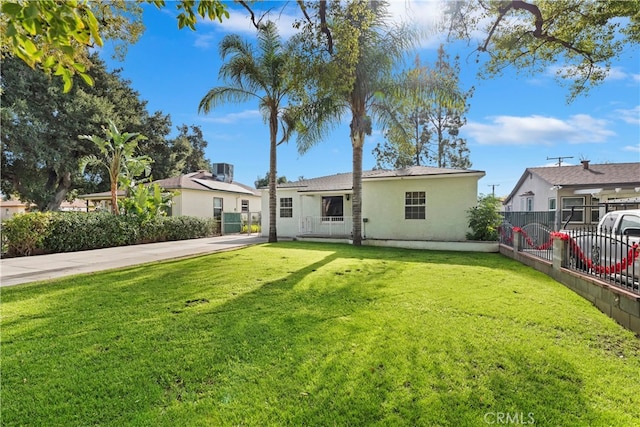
[504, 162, 640, 203]
[276, 166, 485, 193]
[79, 171, 261, 199]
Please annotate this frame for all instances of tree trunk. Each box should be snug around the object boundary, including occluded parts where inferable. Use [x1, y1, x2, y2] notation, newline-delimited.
[352, 137, 364, 246]
[46, 171, 71, 211]
[268, 107, 278, 243]
[111, 179, 119, 215]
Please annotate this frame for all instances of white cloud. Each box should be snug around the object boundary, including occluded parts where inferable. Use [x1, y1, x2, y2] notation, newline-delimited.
[614, 106, 640, 125]
[465, 114, 615, 145]
[200, 109, 262, 124]
[199, 5, 300, 39]
[622, 145, 640, 153]
[193, 33, 216, 49]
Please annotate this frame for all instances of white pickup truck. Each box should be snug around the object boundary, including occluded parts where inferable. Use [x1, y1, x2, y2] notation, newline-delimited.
[565, 209, 640, 288]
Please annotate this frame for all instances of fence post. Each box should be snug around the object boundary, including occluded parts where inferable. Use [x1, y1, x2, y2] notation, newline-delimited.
[553, 238, 566, 270]
[513, 230, 521, 253]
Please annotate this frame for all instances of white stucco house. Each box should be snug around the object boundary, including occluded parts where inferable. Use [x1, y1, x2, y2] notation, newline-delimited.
[80, 168, 261, 220]
[502, 161, 640, 226]
[0, 198, 33, 221]
[261, 166, 486, 242]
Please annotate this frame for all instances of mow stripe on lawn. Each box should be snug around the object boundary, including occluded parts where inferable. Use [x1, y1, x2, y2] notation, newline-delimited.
[1, 242, 639, 426]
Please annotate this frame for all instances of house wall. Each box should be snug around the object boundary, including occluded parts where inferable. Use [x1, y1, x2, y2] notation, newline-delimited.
[504, 173, 555, 212]
[262, 175, 480, 241]
[362, 176, 478, 241]
[260, 188, 300, 237]
[174, 189, 261, 218]
[505, 172, 637, 226]
[1, 205, 29, 221]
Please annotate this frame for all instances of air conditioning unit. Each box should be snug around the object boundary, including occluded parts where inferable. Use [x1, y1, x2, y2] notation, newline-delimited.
[212, 163, 233, 183]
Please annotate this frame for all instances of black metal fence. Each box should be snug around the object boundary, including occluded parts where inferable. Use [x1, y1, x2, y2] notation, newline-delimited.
[499, 211, 556, 261]
[562, 225, 639, 294]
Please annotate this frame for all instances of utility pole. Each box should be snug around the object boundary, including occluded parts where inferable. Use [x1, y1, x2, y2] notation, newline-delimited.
[546, 156, 574, 167]
[487, 184, 500, 196]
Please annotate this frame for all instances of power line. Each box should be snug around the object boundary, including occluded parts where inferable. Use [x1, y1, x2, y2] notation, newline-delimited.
[546, 156, 574, 167]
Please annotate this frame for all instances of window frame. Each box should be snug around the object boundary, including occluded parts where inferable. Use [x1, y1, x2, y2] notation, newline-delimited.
[561, 196, 585, 223]
[405, 191, 426, 220]
[213, 197, 223, 221]
[279, 197, 293, 218]
[321, 196, 344, 222]
[241, 199, 249, 213]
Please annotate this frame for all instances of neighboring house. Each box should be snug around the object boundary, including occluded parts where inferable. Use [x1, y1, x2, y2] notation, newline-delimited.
[261, 166, 486, 241]
[0, 198, 33, 221]
[60, 199, 88, 212]
[503, 161, 640, 226]
[79, 166, 261, 220]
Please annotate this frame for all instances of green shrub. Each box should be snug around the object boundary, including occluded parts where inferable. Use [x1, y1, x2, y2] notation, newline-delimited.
[242, 224, 261, 233]
[44, 212, 139, 252]
[2, 212, 51, 256]
[466, 194, 502, 241]
[2, 212, 222, 257]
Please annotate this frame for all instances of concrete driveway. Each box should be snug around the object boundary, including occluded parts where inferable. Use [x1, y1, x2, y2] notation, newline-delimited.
[0, 234, 267, 287]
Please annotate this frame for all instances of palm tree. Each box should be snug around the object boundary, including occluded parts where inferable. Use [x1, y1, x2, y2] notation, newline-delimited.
[199, 21, 296, 243]
[79, 120, 151, 215]
[295, 1, 417, 246]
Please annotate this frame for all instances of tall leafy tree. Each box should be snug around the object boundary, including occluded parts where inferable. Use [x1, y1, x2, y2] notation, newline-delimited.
[1, 53, 200, 210]
[254, 172, 287, 189]
[292, 0, 416, 246]
[79, 120, 152, 215]
[198, 21, 297, 243]
[374, 47, 473, 170]
[1, 0, 230, 92]
[446, 0, 640, 99]
[1, 54, 116, 210]
[170, 125, 212, 174]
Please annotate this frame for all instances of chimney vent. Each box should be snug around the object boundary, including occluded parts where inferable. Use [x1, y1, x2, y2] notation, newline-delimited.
[581, 160, 590, 170]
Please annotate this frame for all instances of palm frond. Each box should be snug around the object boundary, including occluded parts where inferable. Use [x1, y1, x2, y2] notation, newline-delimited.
[199, 87, 261, 114]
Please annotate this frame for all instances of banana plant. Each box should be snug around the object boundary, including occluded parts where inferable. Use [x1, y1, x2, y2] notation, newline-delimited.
[79, 120, 152, 215]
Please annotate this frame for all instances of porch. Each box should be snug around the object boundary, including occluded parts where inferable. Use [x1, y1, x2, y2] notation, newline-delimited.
[298, 216, 354, 238]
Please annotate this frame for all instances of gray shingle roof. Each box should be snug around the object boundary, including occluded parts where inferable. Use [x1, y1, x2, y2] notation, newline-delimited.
[527, 162, 640, 186]
[277, 166, 485, 192]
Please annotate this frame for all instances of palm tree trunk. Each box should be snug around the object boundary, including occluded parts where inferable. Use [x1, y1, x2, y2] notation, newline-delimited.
[111, 180, 119, 215]
[268, 108, 278, 243]
[352, 137, 364, 246]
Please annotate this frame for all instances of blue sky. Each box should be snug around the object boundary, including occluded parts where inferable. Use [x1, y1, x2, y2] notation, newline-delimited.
[99, 1, 639, 197]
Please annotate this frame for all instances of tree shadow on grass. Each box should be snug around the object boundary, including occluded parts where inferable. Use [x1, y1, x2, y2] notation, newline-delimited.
[1, 242, 636, 425]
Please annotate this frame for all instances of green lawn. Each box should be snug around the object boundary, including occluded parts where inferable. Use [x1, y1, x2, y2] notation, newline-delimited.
[2, 242, 639, 426]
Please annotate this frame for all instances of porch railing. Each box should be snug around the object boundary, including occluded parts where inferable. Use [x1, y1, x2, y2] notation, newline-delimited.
[299, 216, 353, 237]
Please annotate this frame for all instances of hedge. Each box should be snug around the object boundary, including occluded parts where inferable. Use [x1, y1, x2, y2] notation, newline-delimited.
[1, 212, 221, 257]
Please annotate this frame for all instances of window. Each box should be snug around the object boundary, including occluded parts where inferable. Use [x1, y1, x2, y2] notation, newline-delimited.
[280, 197, 293, 218]
[548, 198, 556, 211]
[405, 191, 426, 220]
[590, 198, 600, 223]
[618, 214, 640, 235]
[213, 197, 223, 221]
[322, 196, 344, 221]
[526, 197, 534, 212]
[600, 213, 618, 231]
[241, 199, 249, 213]
[561, 197, 584, 223]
